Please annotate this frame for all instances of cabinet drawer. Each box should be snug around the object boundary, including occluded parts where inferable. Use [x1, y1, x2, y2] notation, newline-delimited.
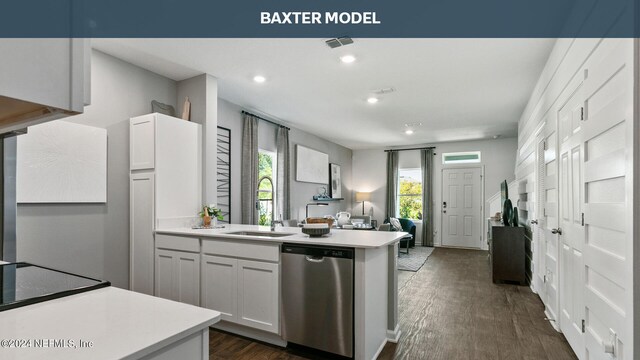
[156, 234, 200, 253]
[202, 239, 279, 262]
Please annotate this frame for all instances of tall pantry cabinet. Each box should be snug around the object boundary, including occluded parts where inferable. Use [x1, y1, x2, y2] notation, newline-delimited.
[129, 113, 202, 295]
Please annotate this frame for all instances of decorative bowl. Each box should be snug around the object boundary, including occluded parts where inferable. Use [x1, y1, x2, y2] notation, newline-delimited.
[302, 227, 331, 237]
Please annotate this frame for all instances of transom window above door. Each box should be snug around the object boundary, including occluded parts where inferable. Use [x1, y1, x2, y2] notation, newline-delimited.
[442, 151, 481, 164]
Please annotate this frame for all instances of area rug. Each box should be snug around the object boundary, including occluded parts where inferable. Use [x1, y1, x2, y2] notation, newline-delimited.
[398, 246, 435, 272]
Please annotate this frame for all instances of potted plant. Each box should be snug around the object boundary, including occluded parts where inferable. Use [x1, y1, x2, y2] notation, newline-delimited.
[199, 204, 223, 227]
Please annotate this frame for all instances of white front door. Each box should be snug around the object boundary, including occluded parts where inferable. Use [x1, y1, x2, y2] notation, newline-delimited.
[558, 80, 586, 356]
[441, 167, 482, 249]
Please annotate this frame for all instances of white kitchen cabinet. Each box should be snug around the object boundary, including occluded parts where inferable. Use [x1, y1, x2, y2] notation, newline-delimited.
[201, 255, 238, 322]
[130, 116, 156, 170]
[130, 172, 155, 295]
[155, 249, 201, 306]
[201, 240, 280, 334]
[130, 114, 201, 295]
[237, 260, 279, 333]
[0, 39, 89, 134]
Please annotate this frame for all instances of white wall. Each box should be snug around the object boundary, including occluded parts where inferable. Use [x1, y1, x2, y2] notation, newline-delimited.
[16, 50, 177, 288]
[177, 74, 218, 204]
[352, 137, 518, 246]
[217, 99, 353, 223]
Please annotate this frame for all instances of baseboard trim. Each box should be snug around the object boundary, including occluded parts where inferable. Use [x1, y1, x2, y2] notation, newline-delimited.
[386, 324, 402, 343]
[211, 321, 286, 347]
[544, 309, 561, 332]
[438, 245, 484, 251]
[370, 339, 387, 360]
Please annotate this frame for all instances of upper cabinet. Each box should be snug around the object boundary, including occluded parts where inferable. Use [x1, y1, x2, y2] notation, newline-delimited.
[0, 39, 90, 135]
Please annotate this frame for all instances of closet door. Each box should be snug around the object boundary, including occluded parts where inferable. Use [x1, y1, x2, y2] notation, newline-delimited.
[581, 39, 632, 359]
[537, 117, 560, 327]
[558, 78, 585, 357]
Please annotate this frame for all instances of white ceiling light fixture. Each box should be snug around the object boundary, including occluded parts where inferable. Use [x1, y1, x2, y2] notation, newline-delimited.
[253, 75, 266, 83]
[404, 122, 422, 135]
[367, 97, 379, 104]
[340, 55, 357, 64]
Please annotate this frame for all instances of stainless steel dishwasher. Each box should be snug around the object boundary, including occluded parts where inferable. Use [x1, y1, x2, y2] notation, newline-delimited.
[281, 243, 354, 357]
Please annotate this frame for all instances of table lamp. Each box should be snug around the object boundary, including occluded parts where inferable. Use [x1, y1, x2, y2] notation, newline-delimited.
[355, 192, 371, 215]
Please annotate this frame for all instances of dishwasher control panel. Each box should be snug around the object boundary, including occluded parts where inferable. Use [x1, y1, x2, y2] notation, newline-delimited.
[282, 244, 354, 259]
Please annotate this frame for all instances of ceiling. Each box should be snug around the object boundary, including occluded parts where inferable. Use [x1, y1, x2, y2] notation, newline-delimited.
[93, 38, 555, 149]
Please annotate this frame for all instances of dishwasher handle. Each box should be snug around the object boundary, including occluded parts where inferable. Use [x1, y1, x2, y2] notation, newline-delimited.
[305, 255, 325, 263]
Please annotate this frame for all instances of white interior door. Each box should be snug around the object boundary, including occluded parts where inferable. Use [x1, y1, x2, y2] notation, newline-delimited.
[538, 118, 560, 327]
[441, 167, 482, 249]
[533, 134, 546, 301]
[558, 81, 585, 356]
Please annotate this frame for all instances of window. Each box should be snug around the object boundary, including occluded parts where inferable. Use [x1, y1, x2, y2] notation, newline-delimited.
[442, 151, 481, 164]
[398, 168, 422, 220]
[257, 150, 277, 226]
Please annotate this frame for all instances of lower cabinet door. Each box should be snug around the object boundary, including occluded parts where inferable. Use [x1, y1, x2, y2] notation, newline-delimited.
[175, 251, 200, 306]
[155, 249, 200, 306]
[201, 255, 238, 322]
[237, 259, 279, 334]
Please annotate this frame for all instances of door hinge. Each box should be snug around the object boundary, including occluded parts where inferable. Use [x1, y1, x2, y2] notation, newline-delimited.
[581, 319, 586, 333]
[543, 208, 546, 217]
[580, 107, 584, 121]
[543, 141, 547, 150]
[581, 212, 585, 226]
[543, 275, 547, 283]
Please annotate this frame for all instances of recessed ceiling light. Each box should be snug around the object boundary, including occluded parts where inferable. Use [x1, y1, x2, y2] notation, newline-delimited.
[405, 129, 414, 135]
[253, 75, 266, 83]
[340, 55, 356, 64]
[367, 97, 379, 104]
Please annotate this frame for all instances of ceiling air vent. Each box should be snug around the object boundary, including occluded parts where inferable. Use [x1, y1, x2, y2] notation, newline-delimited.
[373, 87, 396, 95]
[325, 37, 354, 49]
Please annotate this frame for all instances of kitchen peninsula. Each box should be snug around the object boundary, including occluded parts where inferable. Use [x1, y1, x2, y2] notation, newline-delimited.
[0, 261, 221, 360]
[154, 224, 406, 360]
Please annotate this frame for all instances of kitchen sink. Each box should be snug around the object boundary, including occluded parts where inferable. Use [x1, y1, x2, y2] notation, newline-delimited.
[225, 231, 295, 238]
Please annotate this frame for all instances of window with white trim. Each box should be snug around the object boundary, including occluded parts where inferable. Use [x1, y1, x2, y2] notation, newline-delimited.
[397, 168, 422, 220]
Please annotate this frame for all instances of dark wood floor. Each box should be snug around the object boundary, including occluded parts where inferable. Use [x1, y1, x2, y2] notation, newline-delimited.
[209, 247, 577, 360]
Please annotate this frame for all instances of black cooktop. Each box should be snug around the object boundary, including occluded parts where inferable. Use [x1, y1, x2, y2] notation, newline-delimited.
[0, 262, 111, 312]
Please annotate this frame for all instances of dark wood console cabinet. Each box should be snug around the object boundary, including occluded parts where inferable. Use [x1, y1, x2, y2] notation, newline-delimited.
[488, 220, 527, 285]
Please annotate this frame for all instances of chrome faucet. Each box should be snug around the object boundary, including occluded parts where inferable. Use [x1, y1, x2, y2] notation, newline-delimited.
[271, 213, 284, 231]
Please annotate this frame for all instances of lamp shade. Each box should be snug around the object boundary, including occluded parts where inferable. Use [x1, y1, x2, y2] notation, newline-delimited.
[355, 192, 371, 202]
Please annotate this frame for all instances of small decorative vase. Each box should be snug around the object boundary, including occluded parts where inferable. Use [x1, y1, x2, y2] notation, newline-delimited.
[502, 199, 513, 226]
[203, 215, 212, 227]
[512, 207, 519, 227]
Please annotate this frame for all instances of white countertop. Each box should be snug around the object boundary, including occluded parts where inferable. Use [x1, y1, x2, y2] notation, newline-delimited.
[156, 224, 407, 248]
[0, 286, 220, 360]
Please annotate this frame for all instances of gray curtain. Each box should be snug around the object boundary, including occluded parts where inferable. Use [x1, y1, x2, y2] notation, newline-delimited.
[385, 151, 399, 219]
[421, 149, 434, 246]
[241, 113, 259, 224]
[276, 126, 290, 220]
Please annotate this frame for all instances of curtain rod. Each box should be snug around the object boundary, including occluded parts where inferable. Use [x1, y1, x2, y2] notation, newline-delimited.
[384, 146, 435, 152]
[242, 110, 290, 130]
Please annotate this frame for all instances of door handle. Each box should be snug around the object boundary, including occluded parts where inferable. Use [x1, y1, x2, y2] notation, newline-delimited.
[530, 219, 538, 225]
[443, 210, 446, 213]
[551, 228, 562, 235]
[443, 201, 447, 209]
[305, 255, 325, 263]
